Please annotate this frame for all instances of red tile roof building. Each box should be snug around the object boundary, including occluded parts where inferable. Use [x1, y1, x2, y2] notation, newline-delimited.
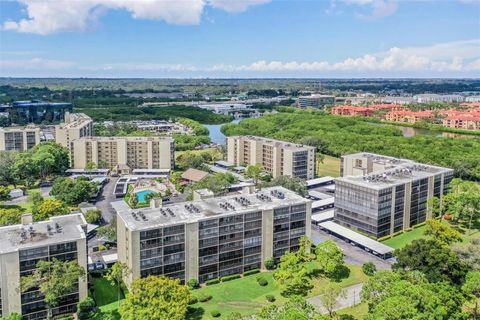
[385, 110, 435, 123]
[331, 105, 374, 117]
[443, 116, 480, 130]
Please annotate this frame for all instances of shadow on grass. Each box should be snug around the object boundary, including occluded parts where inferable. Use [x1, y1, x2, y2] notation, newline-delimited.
[91, 309, 121, 320]
[330, 265, 351, 282]
[186, 306, 205, 320]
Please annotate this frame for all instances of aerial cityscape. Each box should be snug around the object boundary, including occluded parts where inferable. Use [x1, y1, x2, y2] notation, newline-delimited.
[0, 0, 479, 320]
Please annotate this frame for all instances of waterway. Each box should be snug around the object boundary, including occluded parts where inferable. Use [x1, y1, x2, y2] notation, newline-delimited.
[373, 123, 477, 139]
[203, 119, 241, 145]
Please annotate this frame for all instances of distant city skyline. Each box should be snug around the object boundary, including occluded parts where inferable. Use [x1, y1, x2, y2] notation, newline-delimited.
[0, 0, 479, 78]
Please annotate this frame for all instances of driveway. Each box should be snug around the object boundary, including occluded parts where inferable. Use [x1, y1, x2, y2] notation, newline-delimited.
[3, 186, 52, 206]
[95, 177, 119, 223]
[308, 283, 364, 314]
[310, 226, 393, 271]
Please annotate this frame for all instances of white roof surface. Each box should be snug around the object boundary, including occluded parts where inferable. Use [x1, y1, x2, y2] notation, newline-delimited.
[318, 221, 394, 255]
[311, 210, 335, 222]
[306, 176, 334, 187]
[312, 198, 334, 209]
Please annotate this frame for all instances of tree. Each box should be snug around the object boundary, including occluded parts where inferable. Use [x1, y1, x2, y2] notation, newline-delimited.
[0, 208, 24, 226]
[119, 275, 191, 320]
[452, 238, 480, 271]
[0, 313, 22, 320]
[105, 262, 131, 308]
[0, 151, 18, 187]
[361, 271, 402, 308]
[96, 216, 117, 241]
[245, 164, 263, 185]
[256, 296, 322, 320]
[424, 219, 462, 244]
[362, 262, 377, 276]
[393, 239, 469, 285]
[21, 259, 85, 318]
[77, 297, 96, 320]
[274, 237, 314, 296]
[189, 172, 237, 196]
[315, 240, 344, 277]
[32, 198, 69, 221]
[365, 296, 419, 320]
[84, 209, 102, 223]
[50, 177, 97, 205]
[319, 283, 346, 317]
[98, 159, 109, 169]
[443, 179, 480, 234]
[176, 151, 208, 170]
[463, 271, 480, 319]
[28, 190, 44, 207]
[85, 161, 97, 173]
[0, 185, 11, 201]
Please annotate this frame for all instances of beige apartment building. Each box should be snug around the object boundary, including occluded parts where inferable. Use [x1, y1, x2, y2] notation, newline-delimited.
[54, 113, 93, 149]
[0, 126, 41, 152]
[71, 136, 174, 172]
[227, 136, 316, 180]
[0, 213, 88, 319]
[114, 186, 311, 287]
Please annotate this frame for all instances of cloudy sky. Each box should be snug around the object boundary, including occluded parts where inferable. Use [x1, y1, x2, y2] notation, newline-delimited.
[0, 0, 479, 78]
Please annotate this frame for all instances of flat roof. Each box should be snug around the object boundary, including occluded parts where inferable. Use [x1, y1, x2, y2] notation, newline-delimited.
[337, 152, 453, 190]
[312, 198, 334, 209]
[206, 165, 247, 182]
[308, 190, 333, 200]
[230, 135, 316, 152]
[115, 186, 310, 231]
[0, 213, 86, 254]
[306, 176, 335, 187]
[215, 160, 235, 167]
[318, 221, 394, 255]
[311, 210, 335, 222]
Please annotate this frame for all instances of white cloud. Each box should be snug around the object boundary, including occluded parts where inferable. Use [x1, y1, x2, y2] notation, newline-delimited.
[2, 0, 271, 35]
[1, 39, 479, 76]
[340, 0, 398, 18]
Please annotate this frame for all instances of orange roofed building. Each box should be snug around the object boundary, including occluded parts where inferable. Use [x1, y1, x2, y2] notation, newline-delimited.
[385, 110, 434, 123]
[331, 105, 374, 117]
[443, 116, 480, 130]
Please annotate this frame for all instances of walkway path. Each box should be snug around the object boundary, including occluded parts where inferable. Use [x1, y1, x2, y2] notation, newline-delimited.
[307, 283, 364, 314]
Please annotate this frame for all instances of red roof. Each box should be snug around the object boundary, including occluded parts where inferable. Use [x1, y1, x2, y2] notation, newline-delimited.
[445, 116, 480, 121]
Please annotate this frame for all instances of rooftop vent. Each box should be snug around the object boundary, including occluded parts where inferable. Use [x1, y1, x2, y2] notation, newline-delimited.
[256, 193, 271, 202]
[270, 190, 285, 199]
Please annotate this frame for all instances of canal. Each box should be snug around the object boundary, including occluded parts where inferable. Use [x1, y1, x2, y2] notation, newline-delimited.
[203, 119, 241, 145]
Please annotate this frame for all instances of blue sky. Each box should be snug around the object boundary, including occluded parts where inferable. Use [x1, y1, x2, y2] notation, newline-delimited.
[0, 0, 479, 78]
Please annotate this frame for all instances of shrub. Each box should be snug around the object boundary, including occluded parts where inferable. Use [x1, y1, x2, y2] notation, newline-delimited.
[77, 297, 96, 320]
[264, 258, 276, 270]
[266, 294, 276, 302]
[257, 276, 268, 286]
[211, 310, 221, 318]
[187, 278, 200, 289]
[362, 262, 377, 276]
[244, 269, 260, 276]
[206, 278, 220, 286]
[198, 293, 212, 302]
[84, 209, 102, 224]
[188, 297, 198, 305]
[221, 274, 241, 282]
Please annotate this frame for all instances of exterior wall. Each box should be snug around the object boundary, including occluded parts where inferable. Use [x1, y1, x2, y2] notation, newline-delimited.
[0, 252, 21, 316]
[184, 223, 199, 282]
[0, 127, 41, 152]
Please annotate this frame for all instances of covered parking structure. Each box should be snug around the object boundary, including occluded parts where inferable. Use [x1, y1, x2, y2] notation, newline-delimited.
[318, 221, 394, 259]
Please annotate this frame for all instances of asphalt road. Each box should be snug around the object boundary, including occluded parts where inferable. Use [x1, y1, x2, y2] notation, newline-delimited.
[310, 226, 393, 271]
[95, 177, 119, 223]
[308, 283, 364, 314]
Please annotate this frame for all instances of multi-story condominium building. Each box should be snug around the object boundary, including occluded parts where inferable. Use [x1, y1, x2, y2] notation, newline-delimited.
[384, 110, 434, 123]
[115, 186, 311, 287]
[227, 136, 316, 180]
[335, 153, 454, 238]
[297, 95, 335, 109]
[0, 213, 88, 320]
[413, 94, 464, 104]
[332, 105, 375, 117]
[54, 113, 93, 149]
[4, 100, 73, 126]
[71, 136, 174, 172]
[443, 115, 480, 130]
[0, 126, 41, 151]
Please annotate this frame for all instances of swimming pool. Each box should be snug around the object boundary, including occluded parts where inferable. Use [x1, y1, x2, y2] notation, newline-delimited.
[136, 190, 156, 202]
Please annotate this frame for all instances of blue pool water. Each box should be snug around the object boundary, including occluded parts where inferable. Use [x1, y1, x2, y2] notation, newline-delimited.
[136, 190, 156, 202]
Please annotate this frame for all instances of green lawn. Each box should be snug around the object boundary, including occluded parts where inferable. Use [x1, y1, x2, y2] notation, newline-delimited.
[91, 263, 367, 320]
[338, 302, 369, 318]
[382, 225, 428, 249]
[317, 155, 341, 177]
[93, 277, 125, 306]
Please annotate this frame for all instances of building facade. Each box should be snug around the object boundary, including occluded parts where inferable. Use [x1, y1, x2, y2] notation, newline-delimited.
[54, 113, 93, 149]
[297, 95, 335, 109]
[115, 186, 311, 287]
[71, 136, 174, 172]
[385, 110, 434, 123]
[227, 136, 316, 180]
[335, 153, 454, 238]
[0, 126, 41, 151]
[7, 100, 73, 126]
[0, 214, 88, 320]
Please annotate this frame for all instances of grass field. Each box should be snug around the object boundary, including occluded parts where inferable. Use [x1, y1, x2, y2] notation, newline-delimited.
[317, 155, 341, 177]
[382, 225, 428, 249]
[338, 302, 369, 318]
[93, 277, 125, 306]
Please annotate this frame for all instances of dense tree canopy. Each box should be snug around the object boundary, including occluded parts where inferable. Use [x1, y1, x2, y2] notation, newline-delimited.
[119, 275, 191, 320]
[32, 198, 69, 221]
[0, 208, 24, 226]
[50, 177, 97, 205]
[222, 110, 480, 181]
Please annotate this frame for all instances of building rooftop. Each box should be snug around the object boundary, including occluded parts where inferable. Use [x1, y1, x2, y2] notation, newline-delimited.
[0, 213, 87, 254]
[337, 152, 453, 190]
[56, 113, 92, 129]
[114, 186, 310, 231]
[231, 135, 316, 151]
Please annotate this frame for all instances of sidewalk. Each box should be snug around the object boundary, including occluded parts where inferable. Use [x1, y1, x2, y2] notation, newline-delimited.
[307, 283, 364, 314]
